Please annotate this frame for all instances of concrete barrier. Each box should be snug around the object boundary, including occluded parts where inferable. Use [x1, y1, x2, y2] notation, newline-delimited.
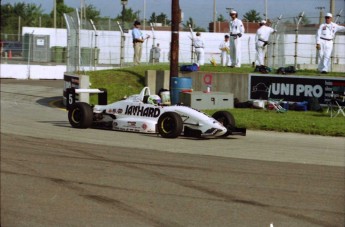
[145, 70, 249, 102]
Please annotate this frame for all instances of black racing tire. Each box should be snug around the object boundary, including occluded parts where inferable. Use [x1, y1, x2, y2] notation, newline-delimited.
[68, 102, 93, 128]
[212, 111, 236, 137]
[157, 112, 183, 138]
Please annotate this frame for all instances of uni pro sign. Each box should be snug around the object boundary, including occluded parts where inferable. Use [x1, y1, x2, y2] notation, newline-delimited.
[248, 74, 345, 105]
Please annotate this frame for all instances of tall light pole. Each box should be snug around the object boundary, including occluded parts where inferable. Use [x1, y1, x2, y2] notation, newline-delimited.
[213, 0, 216, 32]
[316, 6, 325, 24]
[265, 0, 268, 20]
[121, 0, 128, 29]
[53, 0, 56, 28]
[143, 0, 146, 30]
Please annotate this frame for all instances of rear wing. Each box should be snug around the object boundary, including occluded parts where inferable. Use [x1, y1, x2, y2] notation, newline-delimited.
[65, 87, 107, 110]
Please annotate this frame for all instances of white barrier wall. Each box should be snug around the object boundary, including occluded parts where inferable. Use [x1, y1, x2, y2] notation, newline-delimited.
[22, 27, 345, 65]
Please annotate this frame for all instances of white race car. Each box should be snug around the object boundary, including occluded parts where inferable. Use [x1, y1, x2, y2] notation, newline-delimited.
[66, 87, 246, 138]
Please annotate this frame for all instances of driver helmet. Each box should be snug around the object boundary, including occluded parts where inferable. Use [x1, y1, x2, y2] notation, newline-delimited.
[147, 95, 161, 105]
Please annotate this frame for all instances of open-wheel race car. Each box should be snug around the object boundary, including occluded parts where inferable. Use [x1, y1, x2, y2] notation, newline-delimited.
[66, 87, 246, 138]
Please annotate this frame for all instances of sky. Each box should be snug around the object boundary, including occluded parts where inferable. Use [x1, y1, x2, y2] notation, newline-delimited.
[3, 0, 345, 28]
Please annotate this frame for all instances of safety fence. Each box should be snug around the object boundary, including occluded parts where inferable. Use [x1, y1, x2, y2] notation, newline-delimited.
[1, 12, 344, 72]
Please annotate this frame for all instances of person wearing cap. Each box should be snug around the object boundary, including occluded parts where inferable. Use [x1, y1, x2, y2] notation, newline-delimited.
[193, 32, 205, 66]
[316, 13, 345, 74]
[255, 20, 276, 67]
[132, 20, 150, 65]
[219, 34, 231, 66]
[229, 10, 245, 67]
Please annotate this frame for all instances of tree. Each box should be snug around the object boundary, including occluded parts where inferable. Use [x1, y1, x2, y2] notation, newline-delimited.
[51, 1, 74, 28]
[243, 9, 262, 22]
[149, 12, 170, 25]
[84, 4, 101, 22]
[115, 8, 140, 23]
[217, 14, 226, 22]
[1, 2, 45, 39]
[183, 17, 205, 32]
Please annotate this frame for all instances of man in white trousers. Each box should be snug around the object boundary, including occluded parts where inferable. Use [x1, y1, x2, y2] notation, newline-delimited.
[255, 20, 275, 66]
[229, 10, 244, 68]
[316, 13, 345, 74]
[193, 32, 205, 66]
[219, 35, 231, 66]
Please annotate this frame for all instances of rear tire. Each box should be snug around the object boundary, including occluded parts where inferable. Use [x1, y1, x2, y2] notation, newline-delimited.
[212, 111, 235, 137]
[68, 102, 93, 128]
[157, 112, 183, 138]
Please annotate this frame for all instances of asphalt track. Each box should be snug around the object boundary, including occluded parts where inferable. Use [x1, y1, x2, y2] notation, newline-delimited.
[1, 79, 345, 227]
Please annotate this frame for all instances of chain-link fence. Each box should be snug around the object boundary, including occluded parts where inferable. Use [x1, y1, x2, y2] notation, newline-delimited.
[1, 12, 344, 73]
[266, 13, 345, 70]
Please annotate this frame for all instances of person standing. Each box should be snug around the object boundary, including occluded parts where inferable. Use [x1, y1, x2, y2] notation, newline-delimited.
[193, 32, 205, 66]
[132, 20, 149, 65]
[154, 43, 161, 62]
[255, 20, 275, 67]
[316, 13, 345, 74]
[229, 10, 244, 68]
[219, 35, 231, 66]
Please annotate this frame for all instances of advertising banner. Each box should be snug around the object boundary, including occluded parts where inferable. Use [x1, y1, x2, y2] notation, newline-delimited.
[249, 74, 345, 104]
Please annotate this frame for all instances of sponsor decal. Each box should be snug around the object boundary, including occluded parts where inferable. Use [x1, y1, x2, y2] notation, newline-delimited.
[125, 105, 160, 118]
[107, 109, 116, 114]
[128, 121, 136, 127]
[249, 74, 345, 104]
[142, 123, 147, 130]
[118, 109, 123, 114]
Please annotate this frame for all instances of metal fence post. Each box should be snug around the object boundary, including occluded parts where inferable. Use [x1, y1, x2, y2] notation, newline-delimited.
[272, 15, 282, 68]
[188, 24, 195, 63]
[294, 12, 304, 68]
[117, 21, 125, 68]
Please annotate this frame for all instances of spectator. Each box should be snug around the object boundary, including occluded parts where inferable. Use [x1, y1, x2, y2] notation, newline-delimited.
[132, 20, 150, 65]
[255, 20, 275, 67]
[316, 13, 345, 74]
[219, 34, 231, 67]
[155, 43, 161, 62]
[193, 32, 205, 66]
[229, 10, 244, 68]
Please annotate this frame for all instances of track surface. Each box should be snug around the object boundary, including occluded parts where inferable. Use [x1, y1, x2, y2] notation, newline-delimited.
[1, 79, 345, 227]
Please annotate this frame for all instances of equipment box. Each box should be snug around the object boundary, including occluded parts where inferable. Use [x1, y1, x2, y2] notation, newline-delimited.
[179, 91, 234, 110]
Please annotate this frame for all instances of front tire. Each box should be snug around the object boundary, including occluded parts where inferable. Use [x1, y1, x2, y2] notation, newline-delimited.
[212, 111, 236, 137]
[157, 112, 183, 138]
[68, 102, 93, 128]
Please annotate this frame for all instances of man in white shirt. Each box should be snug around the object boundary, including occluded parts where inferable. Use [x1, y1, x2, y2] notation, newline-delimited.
[193, 32, 205, 66]
[255, 20, 275, 66]
[229, 10, 245, 68]
[219, 35, 231, 66]
[316, 13, 345, 74]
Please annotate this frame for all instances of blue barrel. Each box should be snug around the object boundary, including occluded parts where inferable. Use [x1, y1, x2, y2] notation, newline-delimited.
[170, 77, 192, 105]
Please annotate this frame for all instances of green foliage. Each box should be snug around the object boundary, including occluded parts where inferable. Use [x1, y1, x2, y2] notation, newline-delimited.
[115, 8, 140, 24]
[149, 12, 170, 25]
[243, 9, 262, 22]
[183, 17, 205, 32]
[1, 2, 44, 36]
[217, 14, 227, 22]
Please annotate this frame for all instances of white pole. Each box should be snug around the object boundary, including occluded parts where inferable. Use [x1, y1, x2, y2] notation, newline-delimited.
[143, 0, 146, 30]
[53, 0, 56, 28]
[213, 0, 216, 32]
[265, 0, 268, 20]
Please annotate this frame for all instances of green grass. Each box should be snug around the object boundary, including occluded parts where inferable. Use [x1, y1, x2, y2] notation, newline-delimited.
[85, 63, 345, 137]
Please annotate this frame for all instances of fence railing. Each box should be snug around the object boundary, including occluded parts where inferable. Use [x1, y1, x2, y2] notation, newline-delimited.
[1, 13, 345, 73]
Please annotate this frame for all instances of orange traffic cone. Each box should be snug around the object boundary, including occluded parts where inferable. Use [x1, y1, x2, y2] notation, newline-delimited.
[8, 50, 12, 59]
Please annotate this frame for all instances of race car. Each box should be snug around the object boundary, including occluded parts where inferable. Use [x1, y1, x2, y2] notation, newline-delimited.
[66, 87, 246, 138]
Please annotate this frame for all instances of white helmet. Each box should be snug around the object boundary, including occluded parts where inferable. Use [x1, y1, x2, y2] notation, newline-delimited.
[147, 95, 161, 105]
